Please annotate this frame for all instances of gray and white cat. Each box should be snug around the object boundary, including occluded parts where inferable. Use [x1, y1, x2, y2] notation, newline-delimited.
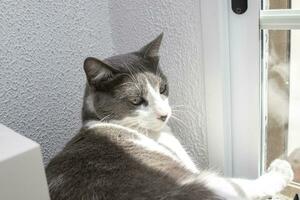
[46, 33, 294, 200]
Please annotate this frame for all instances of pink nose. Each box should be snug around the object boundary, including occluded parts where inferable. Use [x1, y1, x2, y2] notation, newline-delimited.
[158, 115, 168, 122]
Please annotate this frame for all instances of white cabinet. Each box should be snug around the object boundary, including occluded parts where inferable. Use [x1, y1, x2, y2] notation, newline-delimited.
[0, 124, 50, 200]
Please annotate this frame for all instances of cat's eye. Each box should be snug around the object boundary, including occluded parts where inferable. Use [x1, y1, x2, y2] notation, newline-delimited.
[130, 97, 144, 106]
[160, 84, 167, 94]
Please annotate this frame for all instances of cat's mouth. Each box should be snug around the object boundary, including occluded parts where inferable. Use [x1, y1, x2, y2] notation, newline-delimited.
[144, 118, 169, 131]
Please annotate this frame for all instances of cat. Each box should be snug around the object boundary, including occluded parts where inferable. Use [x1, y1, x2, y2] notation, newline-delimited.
[46, 33, 294, 200]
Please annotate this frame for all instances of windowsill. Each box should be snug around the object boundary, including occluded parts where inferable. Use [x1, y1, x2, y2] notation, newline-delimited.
[281, 182, 300, 199]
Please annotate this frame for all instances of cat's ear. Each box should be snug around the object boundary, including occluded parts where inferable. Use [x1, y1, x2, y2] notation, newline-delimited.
[83, 57, 118, 87]
[139, 32, 163, 58]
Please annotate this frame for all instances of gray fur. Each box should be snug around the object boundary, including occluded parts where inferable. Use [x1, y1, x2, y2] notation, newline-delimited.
[47, 125, 220, 200]
[46, 34, 221, 200]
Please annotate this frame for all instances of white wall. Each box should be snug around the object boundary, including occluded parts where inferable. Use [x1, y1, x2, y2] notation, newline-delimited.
[0, 0, 208, 167]
[0, 0, 114, 163]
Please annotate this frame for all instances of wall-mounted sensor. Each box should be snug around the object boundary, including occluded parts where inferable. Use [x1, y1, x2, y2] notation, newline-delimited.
[232, 0, 248, 14]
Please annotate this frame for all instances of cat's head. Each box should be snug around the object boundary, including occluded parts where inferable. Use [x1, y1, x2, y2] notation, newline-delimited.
[82, 33, 171, 132]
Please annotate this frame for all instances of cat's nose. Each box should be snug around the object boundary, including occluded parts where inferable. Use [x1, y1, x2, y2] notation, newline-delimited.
[158, 115, 168, 122]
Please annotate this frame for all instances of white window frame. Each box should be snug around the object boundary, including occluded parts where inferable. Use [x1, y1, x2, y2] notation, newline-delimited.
[201, 0, 233, 177]
[201, 0, 261, 178]
[260, 10, 300, 30]
[202, 0, 300, 180]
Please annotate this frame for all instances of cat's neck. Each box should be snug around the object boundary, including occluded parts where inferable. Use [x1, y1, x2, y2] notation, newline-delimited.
[83, 119, 169, 141]
[112, 121, 163, 140]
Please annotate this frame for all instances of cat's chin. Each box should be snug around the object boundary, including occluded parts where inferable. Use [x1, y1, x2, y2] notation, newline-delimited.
[144, 123, 167, 133]
[109, 117, 167, 134]
[134, 121, 166, 134]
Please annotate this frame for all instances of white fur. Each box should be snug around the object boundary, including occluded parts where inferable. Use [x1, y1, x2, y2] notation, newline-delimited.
[132, 133, 180, 162]
[157, 125, 200, 173]
[204, 159, 293, 199]
[85, 120, 138, 134]
[146, 80, 171, 119]
[85, 121, 179, 162]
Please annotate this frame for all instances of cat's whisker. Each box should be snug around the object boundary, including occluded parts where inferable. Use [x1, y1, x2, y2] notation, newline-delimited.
[100, 114, 112, 122]
[137, 63, 147, 73]
[169, 118, 185, 135]
[171, 109, 184, 112]
[171, 105, 198, 113]
[170, 114, 193, 130]
[170, 115, 189, 129]
[172, 105, 198, 117]
[116, 81, 138, 88]
[172, 105, 200, 118]
[171, 104, 186, 108]
[127, 63, 140, 83]
[171, 110, 198, 122]
[172, 104, 198, 111]
[121, 120, 138, 127]
[123, 63, 141, 92]
[127, 122, 139, 128]
[118, 73, 141, 92]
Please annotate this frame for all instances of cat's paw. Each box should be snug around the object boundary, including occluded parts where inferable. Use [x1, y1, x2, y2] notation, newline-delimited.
[268, 159, 294, 184]
[250, 160, 293, 199]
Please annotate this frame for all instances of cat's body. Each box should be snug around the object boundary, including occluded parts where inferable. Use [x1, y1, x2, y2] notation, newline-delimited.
[46, 123, 218, 200]
[46, 34, 293, 200]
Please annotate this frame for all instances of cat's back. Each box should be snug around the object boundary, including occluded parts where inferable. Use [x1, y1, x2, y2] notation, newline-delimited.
[46, 123, 220, 200]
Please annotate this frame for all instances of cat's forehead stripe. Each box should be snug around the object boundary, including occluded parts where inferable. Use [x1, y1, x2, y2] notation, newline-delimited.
[146, 79, 159, 94]
[142, 73, 160, 90]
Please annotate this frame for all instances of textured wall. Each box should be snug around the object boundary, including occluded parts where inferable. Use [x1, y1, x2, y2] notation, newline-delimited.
[109, 0, 208, 167]
[0, 0, 114, 163]
[0, 0, 208, 167]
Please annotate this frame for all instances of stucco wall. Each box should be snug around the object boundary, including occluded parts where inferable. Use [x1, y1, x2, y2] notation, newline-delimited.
[0, 0, 208, 167]
[0, 0, 114, 163]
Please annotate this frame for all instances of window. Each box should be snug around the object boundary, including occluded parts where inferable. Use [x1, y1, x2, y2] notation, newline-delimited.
[261, 0, 300, 197]
[201, 0, 300, 197]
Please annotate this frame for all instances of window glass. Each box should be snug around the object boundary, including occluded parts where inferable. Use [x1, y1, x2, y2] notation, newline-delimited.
[262, 0, 300, 9]
[262, 0, 290, 10]
[262, 29, 300, 184]
[261, 0, 300, 187]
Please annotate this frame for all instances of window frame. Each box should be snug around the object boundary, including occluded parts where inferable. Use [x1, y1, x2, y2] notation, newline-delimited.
[260, 9, 300, 30]
[201, 0, 261, 178]
[201, 0, 233, 177]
